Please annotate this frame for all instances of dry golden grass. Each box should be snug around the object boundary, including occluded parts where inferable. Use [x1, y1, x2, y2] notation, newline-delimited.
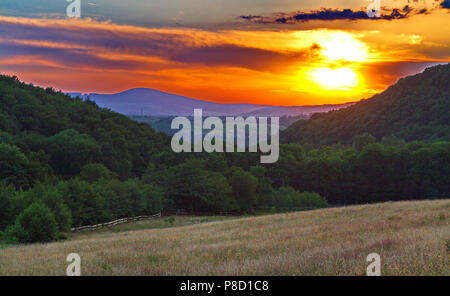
[0, 200, 448, 275]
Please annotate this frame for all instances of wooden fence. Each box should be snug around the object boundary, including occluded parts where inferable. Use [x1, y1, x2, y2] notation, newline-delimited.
[70, 212, 162, 232]
[70, 204, 342, 232]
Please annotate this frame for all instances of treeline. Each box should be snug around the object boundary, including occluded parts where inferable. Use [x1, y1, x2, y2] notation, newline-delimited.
[145, 135, 448, 208]
[265, 138, 449, 204]
[0, 169, 164, 243]
[0, 158, 328, 243]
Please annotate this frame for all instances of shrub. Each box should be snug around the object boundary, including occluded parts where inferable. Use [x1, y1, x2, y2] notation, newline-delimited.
[9, 202, 58, 243]
[271, 186, 297, 208]
[23, 184, 72, 232]
[297, 191, 328, 209]
[271, 187, 328, 210]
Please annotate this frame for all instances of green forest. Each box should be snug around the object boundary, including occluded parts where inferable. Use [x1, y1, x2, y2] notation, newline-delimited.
[0, 64, 449, 244]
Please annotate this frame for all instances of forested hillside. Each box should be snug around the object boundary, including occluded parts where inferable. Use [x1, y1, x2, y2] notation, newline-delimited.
[282, 64, 450, 145]
[0, 75, 168, 182]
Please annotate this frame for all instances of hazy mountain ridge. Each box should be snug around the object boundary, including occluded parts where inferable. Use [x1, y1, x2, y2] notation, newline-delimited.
[67, 88, 354, 117]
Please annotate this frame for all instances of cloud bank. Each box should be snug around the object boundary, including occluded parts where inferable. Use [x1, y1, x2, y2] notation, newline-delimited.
[0, 16, 316, 73]
[240, 5, 435, 24]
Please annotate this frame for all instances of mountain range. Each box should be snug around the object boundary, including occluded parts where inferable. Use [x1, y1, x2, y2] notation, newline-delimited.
[67, 88, 354, 117]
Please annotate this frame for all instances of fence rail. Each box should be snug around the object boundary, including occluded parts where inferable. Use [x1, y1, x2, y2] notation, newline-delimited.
[70, 204, 344, 232]
[70, 212, 162, 232]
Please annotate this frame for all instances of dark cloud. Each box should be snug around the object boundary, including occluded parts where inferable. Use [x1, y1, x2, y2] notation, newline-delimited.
[279, 9, 371, 23]
[0, 20, 188, 57]
[240, 6, 432, 24]
[0, 42, 145, 70]
[0, 19, 195, 71]
[171, 44, 321, 71]
[0, 18, 199, 71]
[239, 15, 261, 21]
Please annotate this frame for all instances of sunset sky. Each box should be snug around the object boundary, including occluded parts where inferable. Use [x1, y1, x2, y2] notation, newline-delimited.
[0, 0, 449, 106]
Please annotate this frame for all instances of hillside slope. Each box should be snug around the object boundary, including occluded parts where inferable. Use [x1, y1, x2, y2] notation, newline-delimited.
[282, 64, 450, 145]
[0, 200, 448, 275]
[0, 75, 168, 180]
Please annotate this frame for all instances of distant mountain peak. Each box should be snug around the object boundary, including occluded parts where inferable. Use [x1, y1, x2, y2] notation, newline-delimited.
[67, 88, 353, 117]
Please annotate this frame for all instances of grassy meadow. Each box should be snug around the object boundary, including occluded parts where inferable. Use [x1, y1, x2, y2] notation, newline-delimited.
[0, 200, 448, 276]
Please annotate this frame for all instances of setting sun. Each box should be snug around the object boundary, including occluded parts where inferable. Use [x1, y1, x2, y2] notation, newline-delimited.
[310, 67, 359, 90]
[320, 32, 369, 62]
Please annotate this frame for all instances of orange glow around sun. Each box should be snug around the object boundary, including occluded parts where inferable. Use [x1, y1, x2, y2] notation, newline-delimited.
[320, 32, 370, 62]
[310, 67, 359, 90]
[306, 32, 368, 92]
